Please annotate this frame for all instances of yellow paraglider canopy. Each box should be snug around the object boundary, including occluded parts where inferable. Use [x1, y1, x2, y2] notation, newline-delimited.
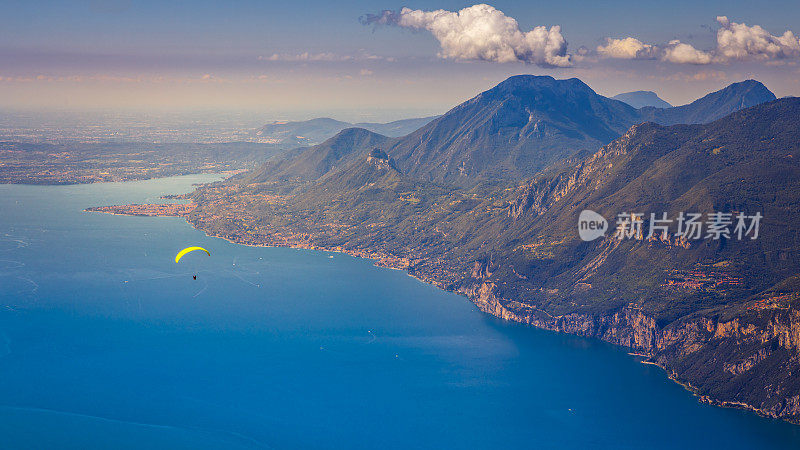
[175, 246, 211, 263]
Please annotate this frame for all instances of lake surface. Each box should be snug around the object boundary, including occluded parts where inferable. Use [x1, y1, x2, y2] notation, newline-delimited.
[1, 175, 799, 449]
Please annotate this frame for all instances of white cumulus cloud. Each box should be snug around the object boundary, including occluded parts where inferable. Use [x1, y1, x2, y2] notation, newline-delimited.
[597, 17, 800, 65]
[715, 16, 800, 61]
[661, 40, 713, 64]
[596, 37, 657, 59]
[362, 4, 571, 67]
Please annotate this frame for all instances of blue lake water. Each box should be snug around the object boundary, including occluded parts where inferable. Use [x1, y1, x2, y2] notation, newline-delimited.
[1, 174, 799, 449]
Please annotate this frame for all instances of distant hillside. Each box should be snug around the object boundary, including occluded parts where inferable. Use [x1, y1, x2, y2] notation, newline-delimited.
[640, 80, 776, 125]
[359, 117, 439, 137]
[612, 90, 672, 108]
[254, 116, 437, 146]
[255, 118, 349, 146]
[242, 127, 390, 184]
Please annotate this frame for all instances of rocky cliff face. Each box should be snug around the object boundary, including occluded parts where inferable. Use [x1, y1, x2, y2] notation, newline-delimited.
[509, 122, 683, 219]
[366, 149, 399, 172]
[459, 278, 800, 424]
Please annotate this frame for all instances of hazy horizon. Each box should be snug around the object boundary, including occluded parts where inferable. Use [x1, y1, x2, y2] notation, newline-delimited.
[3, 1, 799, 114]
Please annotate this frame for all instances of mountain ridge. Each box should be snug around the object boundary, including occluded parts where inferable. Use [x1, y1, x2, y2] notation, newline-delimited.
[247, 75, 777, 187]
[639, 79, 776, 125]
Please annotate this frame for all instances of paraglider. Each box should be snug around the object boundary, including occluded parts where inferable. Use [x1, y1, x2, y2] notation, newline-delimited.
[174, 246, 210, 263]
[175, 246, 210, 280]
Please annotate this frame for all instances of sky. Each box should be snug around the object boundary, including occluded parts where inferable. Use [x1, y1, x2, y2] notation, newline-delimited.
[1, 0, 799, 121]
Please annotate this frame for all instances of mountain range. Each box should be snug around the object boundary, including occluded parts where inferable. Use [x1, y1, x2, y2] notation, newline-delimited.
[248, 76, 776, 186]
[182, 75, 800, 424]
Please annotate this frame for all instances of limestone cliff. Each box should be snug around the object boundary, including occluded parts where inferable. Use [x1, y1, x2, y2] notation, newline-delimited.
[460, 279, 800, 424]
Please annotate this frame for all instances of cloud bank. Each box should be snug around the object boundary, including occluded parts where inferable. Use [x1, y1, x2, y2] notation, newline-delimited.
[356, 8, 800, 68]
[662, 40, 713, 64]
[597, 37, 712, 65]
[716, 16, 800, 61]
[362, 4, 571, 67]
[596, 37, 657, 60]
[598, 16, 800, 65]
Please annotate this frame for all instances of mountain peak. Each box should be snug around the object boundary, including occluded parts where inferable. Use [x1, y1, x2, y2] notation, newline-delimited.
[612, 91, 672, 109]
[715, 79, 774, 98]
[323, 127, 386, 144]
[733, 79, 766, 87]
[482, 75, 596, 99]
[689, 79, 774, 106]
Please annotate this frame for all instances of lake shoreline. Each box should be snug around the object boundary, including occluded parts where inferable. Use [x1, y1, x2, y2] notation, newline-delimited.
[85, 200, 800, 427]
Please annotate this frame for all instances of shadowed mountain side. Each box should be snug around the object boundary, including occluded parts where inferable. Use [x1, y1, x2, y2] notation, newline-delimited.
[495, 98, 800, 319]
